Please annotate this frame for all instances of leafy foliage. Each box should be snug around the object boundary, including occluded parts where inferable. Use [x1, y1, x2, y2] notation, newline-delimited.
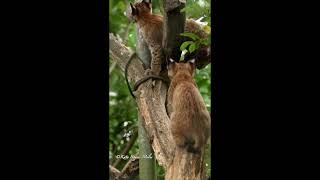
[109, 0, 212, 178]
[180, 0, 211, 61]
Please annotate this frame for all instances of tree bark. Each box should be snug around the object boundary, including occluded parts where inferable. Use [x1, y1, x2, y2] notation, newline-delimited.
[162, 0, 186, 61]
[110, 33, 174, 168]
[135, 23, 156, 180]
[138, 114, 156, 180]
[109, 165, 121, 180]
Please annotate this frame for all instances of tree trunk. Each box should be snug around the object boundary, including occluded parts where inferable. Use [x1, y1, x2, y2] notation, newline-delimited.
[136, 23, 156, 179]
[162, 0, 186, 61]
[138, 114, 156, 180]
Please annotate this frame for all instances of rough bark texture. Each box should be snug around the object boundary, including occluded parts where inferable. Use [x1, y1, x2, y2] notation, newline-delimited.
[136, 25, 156, 180]
[109, 33, 174, 169]
[109, 34, 145, 83]
[165, 149, 206, 180]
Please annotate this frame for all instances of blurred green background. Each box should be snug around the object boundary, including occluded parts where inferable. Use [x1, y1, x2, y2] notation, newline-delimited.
[109, 0, 211, 179]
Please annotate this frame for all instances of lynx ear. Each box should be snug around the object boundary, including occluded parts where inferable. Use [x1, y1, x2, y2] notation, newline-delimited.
[142, 0, 152, 9]
[167, 58, 176, 70]
[189, 58, 196, 64]
[130, 3, 139, 15]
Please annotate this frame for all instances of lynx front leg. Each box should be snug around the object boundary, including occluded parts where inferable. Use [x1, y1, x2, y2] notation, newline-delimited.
[150, 45, 163, 76]
[145, 45, 163, 87]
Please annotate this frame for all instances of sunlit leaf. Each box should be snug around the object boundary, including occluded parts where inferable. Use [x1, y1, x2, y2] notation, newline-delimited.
[180, 32, 200, 40]
[180, 41, 194, 51]
[189, 43, 197, 53]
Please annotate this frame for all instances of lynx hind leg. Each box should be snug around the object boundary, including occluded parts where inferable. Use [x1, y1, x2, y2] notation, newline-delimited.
[172, 130, 188, 149]
[188, 133, 205, 154]
[170, 113, 188, 149]
[171, 127, 201, 154]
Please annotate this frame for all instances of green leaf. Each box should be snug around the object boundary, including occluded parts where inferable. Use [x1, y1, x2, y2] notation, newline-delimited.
[200, 38, 210, 46]
[189, 43, 197, 53]
[195, 41, 200, 49]
[180, 41, 194, 51]
[180, 7, 187, 12]
[180, 32, 200, 40]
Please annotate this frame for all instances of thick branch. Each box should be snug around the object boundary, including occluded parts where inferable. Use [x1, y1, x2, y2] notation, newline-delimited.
[109, 33, 145, 84]
[163, 0, 185, 12]
[109, 33, 174, 169]
[162, 0, 186, 61]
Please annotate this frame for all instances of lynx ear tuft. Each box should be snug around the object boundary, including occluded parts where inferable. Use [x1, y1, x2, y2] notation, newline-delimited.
[130, 3, 139, 15]
[169, 58, 175, 63]
[167, 58, 175, 70]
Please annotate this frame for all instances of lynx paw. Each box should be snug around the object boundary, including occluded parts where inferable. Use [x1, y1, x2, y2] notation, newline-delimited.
[144, 69, 156, 88]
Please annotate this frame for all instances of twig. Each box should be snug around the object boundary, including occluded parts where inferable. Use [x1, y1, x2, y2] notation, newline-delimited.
[109, 60, 118, 75]
[112, 128, 138, 168]
[109, 165, 121, 180]
[123, 22, 133, 45]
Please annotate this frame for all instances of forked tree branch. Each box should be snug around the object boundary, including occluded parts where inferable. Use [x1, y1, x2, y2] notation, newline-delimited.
[109, 33, 174, 169]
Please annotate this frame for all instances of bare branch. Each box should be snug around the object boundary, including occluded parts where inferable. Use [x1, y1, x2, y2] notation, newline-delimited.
[109, 165, 121, 180]
[109, 160, 139, 180]
[119, 158, 139, 179]
[112, 128, 138, 168]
